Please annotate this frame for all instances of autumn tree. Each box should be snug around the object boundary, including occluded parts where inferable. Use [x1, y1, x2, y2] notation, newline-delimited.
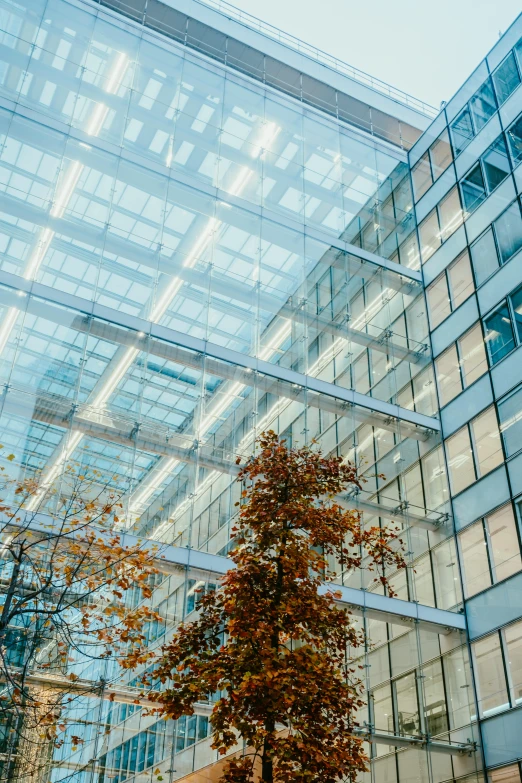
[140, 431, 406, 783]
[0, 455, 161, 782]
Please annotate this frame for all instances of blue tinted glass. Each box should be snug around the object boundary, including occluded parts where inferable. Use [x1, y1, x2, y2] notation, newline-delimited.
[470, 228, 499, 285]
[451, 107, 474, 155]
[495, 201, 522, 263]
[482, 135, 511, 192]
[507, 115, 522, 166]
[510, 284, 522, 342]
[461, 163, 486, 213]
[484, 303, 515, 364]
[492, 51, 521, 105]
[470, 78, 497, 132]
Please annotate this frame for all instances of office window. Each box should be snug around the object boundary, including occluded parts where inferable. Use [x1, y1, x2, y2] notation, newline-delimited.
[459, 519, 492, 597]
[495, 200, 522, 263]
[505, 621, 522, 707]
[488, 504, 522, 583]
[436, 345, 461, 406]
[492, 51, 521, 106]
[439, 186, 463, 240]
[412, 152, 432, 201]
[419, 209, 441, 261]
[411, 130, 454, 202]
[460, 504, 521, 597]
[461, 163, 487, 213]
[511, 284, 522, 340]
[435, 323, 487, 407]
[426, 250, 473, 328]
[446, 406, 503, 494]
[483, 136, 511, 191]
[470, 227, 500, 285]
[473, 632, 509, 717]
[426, 274, 451, 328]
[470, 78, 497, 132]
[461, 135, 511, 215]
[499, 384, 522, 457]
[446, 426, 474, 494]
[461, 324, 487, 384]
[451, 106, 474, 156]
[484, 302, 516, 365]
[471, 406, 503, 476]
[430, 129, 453, 179]
[507, 114, 522, 166]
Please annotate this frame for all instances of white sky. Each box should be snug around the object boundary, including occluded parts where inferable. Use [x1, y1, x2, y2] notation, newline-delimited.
[231, 0, 521, 108]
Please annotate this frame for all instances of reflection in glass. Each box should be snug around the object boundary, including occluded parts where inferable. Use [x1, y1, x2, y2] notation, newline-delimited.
[484, 303, 515, 365]
[470, 227, 499, 285]
[473, 633, 509, 717]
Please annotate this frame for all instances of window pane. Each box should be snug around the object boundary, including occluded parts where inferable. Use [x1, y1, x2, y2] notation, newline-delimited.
[395, 672, 419, 735]
[426, 274, 451, 328]
[471, 406, 503, 477]
[436, 345, 462, 406]
[422, 660, 448, 735]
[470, 227, 499, 285]
[489, 765, 522, 783]
[470, 78, 497, 132]
[484, 303, 515, 365]
[507, 115, 522, 166]
[459, 323, 488, 387]
[419, 209, 441, 262]
[461, 162, 487, 213]
[438, 187, 463, 240]
[448, 249, 474, 308]
[505, 621, 522, 707]
[422, 445, 448, 510]
[499, 386, 522, 457]
[483, 136, 511, 192]
[492, 52, 521, 105]
[510, 284, 522, 342]
[459, 521, 491, 597]
[451, 107, 474, 156]
[495, 201, 522, 263]
[430, 129, 453, 180]
[473, 633, 509, 716]
[412, 152, 432, 201]
[371, 683, 394, 737]
[446, 427, 475, 494]
[487, 504, 522, 583]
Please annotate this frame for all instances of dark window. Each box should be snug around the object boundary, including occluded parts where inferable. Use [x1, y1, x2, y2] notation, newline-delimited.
[461, 163, 486, 213]
[507, 114, 522, 166]
[470, 228, 499, 285]
[492, 51, 521, 105]
[511, 285, 522, 342]
[495, 201, 522, 263]
[451, 107, 474, 155]
[484, 303, 515, 365]
[482, 135, 511, 192]
[470, 78, 497, 132]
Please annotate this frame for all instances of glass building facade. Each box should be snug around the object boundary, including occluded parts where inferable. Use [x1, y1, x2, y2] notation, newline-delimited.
[0, 0, 520, 781]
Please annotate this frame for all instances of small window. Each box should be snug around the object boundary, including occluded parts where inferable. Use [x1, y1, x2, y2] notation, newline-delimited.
[510, 284, 522, 342]
[438, 186, 463, 240]
[471, 406, 503, 477]
[426, 250, 474, 329]
[419, 209, 441, 262]
[495, 201, 522, 263]
[446, 426, 474, 494]
[483, 135, 511, 192]
[507, 114, 522, 166]
[430, 129, 453, 180]
[470, 78, 497, 132]
[435, 323, 487, 407]
[484, 302, 516, 365]
[492, 51, 521, 106]
[472, 632, 510, 717]
[470, 227, 499, 285]
[461, 162, 487, 213]
[412, 152, 432, 201]
[451, 106, 474, 156]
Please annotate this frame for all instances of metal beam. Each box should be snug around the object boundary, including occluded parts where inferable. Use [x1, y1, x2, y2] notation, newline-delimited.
[0, 270, 440, 434]
[339, 494, 449, 532]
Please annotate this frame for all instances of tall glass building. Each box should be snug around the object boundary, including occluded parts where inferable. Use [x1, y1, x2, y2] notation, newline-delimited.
[0, 0, 521, 781]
